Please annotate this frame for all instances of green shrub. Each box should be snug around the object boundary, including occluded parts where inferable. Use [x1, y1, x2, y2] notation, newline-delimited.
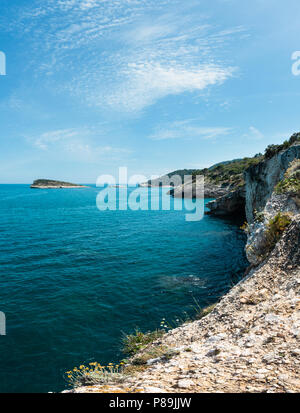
[240, 221, 250, 233]
[122, 329, 165, 356]
[195, 303, 217, 319]
[254, 209, 265, 223]
[265, 133, 300, 159]
[275, 159, 300, 195]
[132, 345, 179, 366]
[263, 213, 292, 255]
[65, 362, 126, 387]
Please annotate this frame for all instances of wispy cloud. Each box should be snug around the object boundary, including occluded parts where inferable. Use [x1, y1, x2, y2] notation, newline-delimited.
[149, 120, 232, 141]
[101, 64, 234, 112]
[28, 128, 132, 162]
[243, 126, 264, 141]
[6, 0, 243, 113]
[33, 129, 79, 150]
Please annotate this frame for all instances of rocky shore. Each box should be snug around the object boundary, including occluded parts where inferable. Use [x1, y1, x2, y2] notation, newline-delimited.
[68, 216, 300, 393]
[65, 134, 300, 394]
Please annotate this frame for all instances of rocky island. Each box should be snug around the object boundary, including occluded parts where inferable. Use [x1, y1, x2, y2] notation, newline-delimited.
[64, 133, 300, 394]
[31, 179, 87, 189]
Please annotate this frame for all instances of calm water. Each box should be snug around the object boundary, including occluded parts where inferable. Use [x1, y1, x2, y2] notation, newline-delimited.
[0, 185, 248, 393]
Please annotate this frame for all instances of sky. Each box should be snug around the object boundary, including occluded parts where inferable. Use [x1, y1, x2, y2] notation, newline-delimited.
[0, 0, 300, 183]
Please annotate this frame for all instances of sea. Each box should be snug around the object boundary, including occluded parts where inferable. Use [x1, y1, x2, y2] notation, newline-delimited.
[0, 184, 248, 392]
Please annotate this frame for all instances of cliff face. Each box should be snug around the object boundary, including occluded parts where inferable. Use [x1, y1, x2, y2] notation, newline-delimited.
[245, 153, 300, 266]
[205, 186, 245, 217]
[206, 143, 300, 219]
[245, 144, 300, 223]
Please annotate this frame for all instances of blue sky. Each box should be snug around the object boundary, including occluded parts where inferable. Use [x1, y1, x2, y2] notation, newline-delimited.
[0, 0, 299, 183]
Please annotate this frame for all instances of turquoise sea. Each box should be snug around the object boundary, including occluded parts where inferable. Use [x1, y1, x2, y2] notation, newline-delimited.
[0, 185, 248, 393]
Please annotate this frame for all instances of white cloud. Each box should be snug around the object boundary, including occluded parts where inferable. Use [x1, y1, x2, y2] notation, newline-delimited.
[33, 129, 79, 150]
[244, 126, 264, 140]
[150, 120, 232, 141]
[100, 63, 234, 112]
[9, 0, 243, 112]
[29, 128, 132, 162]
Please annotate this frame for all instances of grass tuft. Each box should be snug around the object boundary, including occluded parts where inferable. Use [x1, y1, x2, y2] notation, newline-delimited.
[275, 159, 300, 196]
[122, 328, 165, 356]
[65, 362, 126, 387]
[263, 212, 292, 256]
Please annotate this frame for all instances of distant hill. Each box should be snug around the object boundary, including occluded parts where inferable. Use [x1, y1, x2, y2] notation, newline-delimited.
[31, 179, 87, 189]
[140, 169, 197, 187]
[140, 157, 263, 188]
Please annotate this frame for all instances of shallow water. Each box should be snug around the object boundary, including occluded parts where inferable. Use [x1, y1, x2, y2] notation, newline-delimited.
[0, 185, 248, 392]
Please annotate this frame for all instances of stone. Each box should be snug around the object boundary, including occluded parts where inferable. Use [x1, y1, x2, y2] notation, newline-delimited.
[177, 379, 195, 389]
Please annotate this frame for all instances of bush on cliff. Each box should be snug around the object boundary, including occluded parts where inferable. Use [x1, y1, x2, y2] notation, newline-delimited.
[264, 213, 292, 255]
[122, 328, 165, 356]
[275, 159, 300, 196]
[264, 133, 300, 160]
[193, 156, 263, 188]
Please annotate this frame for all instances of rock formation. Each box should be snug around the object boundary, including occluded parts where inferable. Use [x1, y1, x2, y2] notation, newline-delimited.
[168, 179, 229, 199]
[245, 143, 300, 223]
[206, 141, 300, 218]
[205, 186, 245, 217]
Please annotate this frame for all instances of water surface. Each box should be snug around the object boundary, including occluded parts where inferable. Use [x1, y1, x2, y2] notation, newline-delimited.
[0, 185, 248, 392]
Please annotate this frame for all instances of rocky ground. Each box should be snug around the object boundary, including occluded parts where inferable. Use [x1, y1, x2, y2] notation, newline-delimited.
[66, 216, 300, 394]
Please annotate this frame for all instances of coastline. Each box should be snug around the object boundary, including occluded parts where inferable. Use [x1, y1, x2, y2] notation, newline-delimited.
[64, 138, 300, 394]
[65, 215, 300, 393]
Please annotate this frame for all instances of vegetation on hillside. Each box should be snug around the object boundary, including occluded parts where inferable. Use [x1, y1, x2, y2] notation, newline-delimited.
[146, 132, 300, 190]
[275, 159, 300, 196]
[122, 329, 165, 356]
[263, 213, 292, 256]
[192, 155, 264, 188]
[264, 133, 300, 160]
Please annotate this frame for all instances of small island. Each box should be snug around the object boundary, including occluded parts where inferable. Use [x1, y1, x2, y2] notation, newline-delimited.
[30, 179, 88, 189]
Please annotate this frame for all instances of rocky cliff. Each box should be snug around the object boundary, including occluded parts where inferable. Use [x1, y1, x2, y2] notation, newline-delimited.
[64, 134, 300, 394]
[205, 186, 246, 217]
[206, 137, 300, 218]
[245, 143, 300, 223]
[66, 215, 300, 393]
[142, 156, 262, 200]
